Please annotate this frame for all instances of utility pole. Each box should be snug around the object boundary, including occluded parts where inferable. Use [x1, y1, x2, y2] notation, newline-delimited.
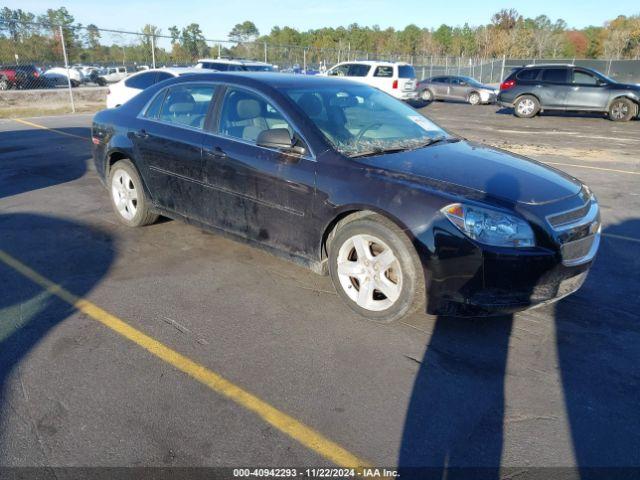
[59, 26, 75, 113]
[151, 34, 156, 68]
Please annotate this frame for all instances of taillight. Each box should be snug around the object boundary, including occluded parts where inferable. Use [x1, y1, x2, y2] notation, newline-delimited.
[33, 71, 40, 78]
[500, 79, 516, 91]
[392, 79, 398, 89]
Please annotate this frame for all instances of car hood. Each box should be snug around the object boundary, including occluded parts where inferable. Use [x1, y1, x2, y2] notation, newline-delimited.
[356, 140, 582, 205]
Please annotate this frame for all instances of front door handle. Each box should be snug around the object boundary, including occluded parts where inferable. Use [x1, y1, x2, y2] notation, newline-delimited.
[133, 129, 149, 139]
[203, 146, 227, 159]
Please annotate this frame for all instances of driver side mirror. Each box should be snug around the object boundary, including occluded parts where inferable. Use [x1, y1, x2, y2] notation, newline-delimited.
[257, 128, 306, 156]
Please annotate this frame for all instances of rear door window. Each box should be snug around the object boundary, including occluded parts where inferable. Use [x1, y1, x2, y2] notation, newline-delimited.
[541, 68, 568, 84]
[158, 85, 216, 130]
[516, 68, 541, 81]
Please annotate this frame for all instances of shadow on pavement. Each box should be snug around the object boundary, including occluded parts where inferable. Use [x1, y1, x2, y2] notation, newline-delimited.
[398, 213, 640, 478]
[0, 126, 90, 199]
[0, 213, 114, 456]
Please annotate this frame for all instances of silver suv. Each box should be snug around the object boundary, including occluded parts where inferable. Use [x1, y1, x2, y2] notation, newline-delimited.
[497, 64, 640, 121]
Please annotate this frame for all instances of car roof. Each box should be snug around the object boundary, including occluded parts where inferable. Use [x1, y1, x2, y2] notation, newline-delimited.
[522, 63, 575, 68]
[128, 67, 206, 77]
[334, 60, 410, 66]
[164, 71, 380, 89]
[197, 58, 272, 66]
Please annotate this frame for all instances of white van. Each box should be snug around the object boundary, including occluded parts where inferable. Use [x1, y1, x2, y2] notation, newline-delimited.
[322, 61, 418, 100]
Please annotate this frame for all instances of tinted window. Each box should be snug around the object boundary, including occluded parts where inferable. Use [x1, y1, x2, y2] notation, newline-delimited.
[243, 65, 274, 72]
[516, 68, 542, 81]
[156, 72, 173, 82]
[200, 62, 229, 71]
[158, 85, 215, 129]
[125, 72, 157, 89]
[144, 90, 166, 119]
[398, 65, 416, 78]
[374, 66, 393, 78]
[218, 87, 291, 143]
[541, 69, 568, 84]
[347, 64, 371, 77]
[572, 70, 599, 85]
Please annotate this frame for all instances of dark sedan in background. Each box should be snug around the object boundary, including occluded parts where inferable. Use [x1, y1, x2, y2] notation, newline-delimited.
[417, 75, 498, 104]
[498, 64, 640, 121]
[92, 73, 600, 322]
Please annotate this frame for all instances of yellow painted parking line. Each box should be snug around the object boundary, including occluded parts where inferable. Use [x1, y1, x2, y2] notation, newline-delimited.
[13, 118, 89, 141]
[0, 249, 370, 469]
[544, 161, 640, 176]
[602, 232, 640, 244]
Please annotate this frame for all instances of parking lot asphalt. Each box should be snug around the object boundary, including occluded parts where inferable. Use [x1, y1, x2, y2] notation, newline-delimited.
[0, 104, 638, 475]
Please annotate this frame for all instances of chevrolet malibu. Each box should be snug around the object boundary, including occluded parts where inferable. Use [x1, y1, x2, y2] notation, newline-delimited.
[92, 73, 601, 322]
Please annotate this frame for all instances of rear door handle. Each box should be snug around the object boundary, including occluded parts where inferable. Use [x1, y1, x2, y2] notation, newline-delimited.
[203, 146, 227, 159]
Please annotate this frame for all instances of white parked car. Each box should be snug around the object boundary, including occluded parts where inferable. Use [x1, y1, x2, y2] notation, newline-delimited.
[322, 61, 418, 101]
[43, 66, 84, 87]
[195, 58, 275, 72]
[106, 67, 206, 108]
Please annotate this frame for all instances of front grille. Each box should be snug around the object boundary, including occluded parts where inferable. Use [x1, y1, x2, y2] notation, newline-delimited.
[548, 201, 591, 228]
[561, 234, 596, 262]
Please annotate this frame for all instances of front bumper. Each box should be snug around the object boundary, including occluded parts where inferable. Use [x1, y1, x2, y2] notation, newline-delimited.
[415, 215, 599, 317]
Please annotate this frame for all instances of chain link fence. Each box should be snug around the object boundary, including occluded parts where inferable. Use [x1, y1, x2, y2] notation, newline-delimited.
[2, 19, 640, 117]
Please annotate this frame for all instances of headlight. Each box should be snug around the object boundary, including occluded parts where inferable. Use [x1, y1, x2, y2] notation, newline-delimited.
[442, 203, 535, 248]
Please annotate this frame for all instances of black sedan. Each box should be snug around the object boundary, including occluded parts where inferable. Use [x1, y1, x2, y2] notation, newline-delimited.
[92, 73, 601, 322]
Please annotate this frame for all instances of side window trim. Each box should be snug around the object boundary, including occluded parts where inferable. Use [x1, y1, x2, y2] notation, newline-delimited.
[209, 83, 315, 160]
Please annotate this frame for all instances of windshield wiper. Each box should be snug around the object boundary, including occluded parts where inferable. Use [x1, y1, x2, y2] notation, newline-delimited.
[347, 136, 459, 158]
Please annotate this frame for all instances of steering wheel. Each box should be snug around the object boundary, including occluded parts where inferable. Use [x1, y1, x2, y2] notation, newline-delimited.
[354, 122, 383, 142]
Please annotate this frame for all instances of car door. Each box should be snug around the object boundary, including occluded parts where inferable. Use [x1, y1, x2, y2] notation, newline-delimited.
[132, 83, 217, 220]
[449, 77, 470, 101]
[537, 68, 572, 108]
[566, 68, 609, 110]
[201, 86, 317, 257]
[434, 77, 451, 98]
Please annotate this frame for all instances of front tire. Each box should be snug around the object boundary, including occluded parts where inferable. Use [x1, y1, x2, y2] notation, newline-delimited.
[328, 215, 424, 323]
[608, 98, 637, 122]
[514, 95, 540, 118]
[108, 159, 158, 227]
[468, 91, 481, 105]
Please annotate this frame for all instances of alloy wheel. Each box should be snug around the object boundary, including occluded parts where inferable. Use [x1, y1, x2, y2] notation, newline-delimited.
[517, 98, 535, 116]
[421, 90, 432, 101]
[336, 234, 403, 312]
[111, 169, 138, 221]
[469, 93, 480, 105]
[610, 101, 629, 120]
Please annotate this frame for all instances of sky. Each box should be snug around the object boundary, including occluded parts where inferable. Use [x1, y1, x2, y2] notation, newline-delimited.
[12, 0, 640, 40]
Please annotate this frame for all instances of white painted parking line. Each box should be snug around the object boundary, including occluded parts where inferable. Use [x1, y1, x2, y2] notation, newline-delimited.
[544, 162, 640, 176]
[602, 233, 640, 244]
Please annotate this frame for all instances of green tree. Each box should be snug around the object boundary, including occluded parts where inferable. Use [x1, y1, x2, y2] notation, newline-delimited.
[229, 21, 259, 43]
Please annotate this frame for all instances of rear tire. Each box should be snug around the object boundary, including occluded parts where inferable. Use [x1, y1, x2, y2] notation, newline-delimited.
[468, 91, 481, 105]
[513, 95, 540, 118]
[108, 159, 158, 227]
[608, 98, 636, 122]
[328, 215, 425, 323]
[0, 76, 9, 91]
[421, 89, 434, 102]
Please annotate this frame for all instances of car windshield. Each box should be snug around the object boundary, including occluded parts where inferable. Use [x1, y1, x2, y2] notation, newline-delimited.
[282, 84, 449, 157]
[461, 76, 484, 88]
